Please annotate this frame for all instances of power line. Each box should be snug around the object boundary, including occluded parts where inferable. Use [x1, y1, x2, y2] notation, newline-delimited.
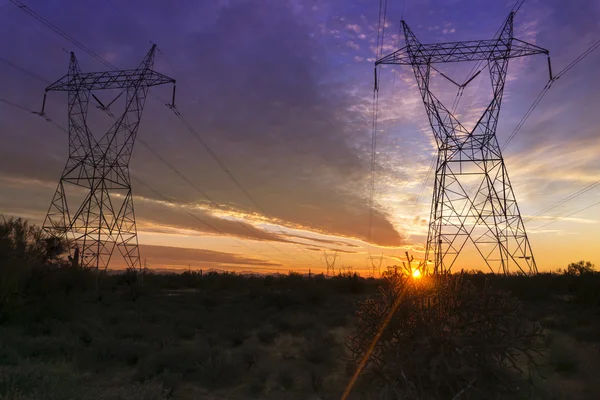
[0, 56, 50, 84]
[9, 0, 116, 70]
[130, 176, 278, 261]
[368, 0, 389, 249]
[8, 0, 316, 263]
[406, 8, 600, 243]
[96, 0, 310, 262]
[0, 98, 36, 113]
[501, 81, 552, 150]
[408, 5, 514, 217]
[455, 34, 600, 225]
[503, 35, 600, 150]
[1, 92, 281, 264]
[524, 181, 600, 222]
[98, 0, 318, 263]
[531, 199, 600, 232]
[553, 38, 600, 79]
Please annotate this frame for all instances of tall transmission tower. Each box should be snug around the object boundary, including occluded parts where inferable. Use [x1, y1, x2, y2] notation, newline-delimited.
[40, 45, 176, 270]
[366, 254, 384, 278]
[323, 251, 340, 276]
[376, 13, 551, 275]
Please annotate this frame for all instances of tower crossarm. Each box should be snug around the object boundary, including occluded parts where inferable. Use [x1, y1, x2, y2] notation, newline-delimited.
[376, 38, 548, 66]
[45, 69, 175, 92]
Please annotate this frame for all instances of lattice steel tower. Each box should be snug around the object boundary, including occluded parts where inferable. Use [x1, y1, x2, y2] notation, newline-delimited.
[376, 13, 550, 274]
[40, 46, 175, 270]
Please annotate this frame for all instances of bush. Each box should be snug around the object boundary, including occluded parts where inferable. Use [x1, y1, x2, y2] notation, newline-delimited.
[347, 270, 542, 399]
[257, 325, 278, 345]
[549, 336, 579, 376]
[303, 328, 337, 365]
[276, 369, 295, 391]
[566, 260, 595, 276]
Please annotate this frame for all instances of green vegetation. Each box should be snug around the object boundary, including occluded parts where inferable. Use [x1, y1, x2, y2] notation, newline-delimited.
[0, 218, 599, 399]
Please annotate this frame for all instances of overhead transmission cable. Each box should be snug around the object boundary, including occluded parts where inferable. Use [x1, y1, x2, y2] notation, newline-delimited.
[8, 0, 316, 263]
[459, 20, 600, 220]
[0, 56, 50, 84]
[0, 91, 277, 263]
[410, 0, 600, 238]
[99, 0, 320, 263]
[530, 199, 600, 232]
[0, 56, 289, 265]
[496, 36, 600, 223]
[413, 4, 523, 217]
[524, 181, 600, 223]
[368, 0, 388, 249]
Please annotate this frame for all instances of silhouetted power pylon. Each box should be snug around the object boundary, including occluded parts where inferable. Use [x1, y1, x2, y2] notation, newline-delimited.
[323, 251, 340, 276]
[366, 254, 383, 278]
[40, 45, 175, 270]
[376, 13, 550, 275]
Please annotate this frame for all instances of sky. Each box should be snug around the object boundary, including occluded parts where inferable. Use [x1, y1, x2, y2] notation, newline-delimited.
[0, 0, 598, 275]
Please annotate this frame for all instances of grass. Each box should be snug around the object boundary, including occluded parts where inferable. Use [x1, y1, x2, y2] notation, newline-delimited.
[0, 266, 599, 399]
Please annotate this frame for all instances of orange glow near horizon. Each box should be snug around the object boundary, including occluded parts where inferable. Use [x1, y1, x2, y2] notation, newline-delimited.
[412, 269, 422, 279]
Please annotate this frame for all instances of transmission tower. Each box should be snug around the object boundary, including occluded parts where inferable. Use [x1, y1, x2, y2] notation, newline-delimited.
[366, 254, 384, 278]
[40, 45, 175, 270]
[376, 13, 550, 275]
[323, 251, 340, 276]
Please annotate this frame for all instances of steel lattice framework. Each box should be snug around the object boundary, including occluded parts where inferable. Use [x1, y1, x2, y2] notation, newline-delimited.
[376, 13, 550, 275]
[41, 45, 175, 270]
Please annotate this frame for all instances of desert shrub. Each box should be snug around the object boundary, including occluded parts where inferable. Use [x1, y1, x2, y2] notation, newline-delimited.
[566, 260, 596, 276]
[77, 338, 150, 372]
[224, 323, 248, 347]
[242, 345, 260, 370]
[85, 380, 170, 400]
[572, 273, 600, 310]
[302, 284, 327, 307]
[0, 217, 61, 321]
[0, 362, 82, 400]
[347, 269, 542, 400]
[257, 324, 278, 345]
[19, 335, 77, 362]
[548, 336, 579, 376]
[273, 312, 314, 335]
[0, 362, 171, 400]
[0, 342, 20, 366]
[261, 290, 296, 311]
[196, 346, 243, 389]
[303, 328, 338, 365]
[133, 346, 199, 383]
[276, 369, 295, 391]
[331, 273, 366, 294]
[248, 368, 269, 396]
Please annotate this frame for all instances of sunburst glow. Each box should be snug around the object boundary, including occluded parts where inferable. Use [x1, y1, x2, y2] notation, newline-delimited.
[412, 269, 422, 279]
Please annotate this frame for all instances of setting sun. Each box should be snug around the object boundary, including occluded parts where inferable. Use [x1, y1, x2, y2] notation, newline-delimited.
[412, 269, 422, 279]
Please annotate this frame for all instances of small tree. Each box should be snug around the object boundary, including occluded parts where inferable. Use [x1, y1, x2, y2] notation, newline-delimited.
[0, 216, 70, 320]
[566, 261, 596, 276]
[346, 255, 542, 399]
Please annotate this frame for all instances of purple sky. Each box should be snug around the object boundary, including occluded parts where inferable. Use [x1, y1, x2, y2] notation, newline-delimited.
[0, 0, 598, 273]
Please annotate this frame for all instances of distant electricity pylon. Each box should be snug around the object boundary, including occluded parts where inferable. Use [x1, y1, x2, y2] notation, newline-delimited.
[323, 251, 340, 276]
[366, 254, 383, 278]
[40, 46, 175, 270]
[376, 13, 550, 275]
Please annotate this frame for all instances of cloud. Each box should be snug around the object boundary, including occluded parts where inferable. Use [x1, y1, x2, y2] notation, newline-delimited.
[0, 0, 598, 272]
[137, 244, 282, 270]
[0, 0, 407, 250]
[346, 40, 360, 50]
[346, 24, 362, 33]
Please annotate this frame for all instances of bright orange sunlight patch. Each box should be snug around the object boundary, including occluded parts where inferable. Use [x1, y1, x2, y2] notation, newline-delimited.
[412, 269, 422, 279]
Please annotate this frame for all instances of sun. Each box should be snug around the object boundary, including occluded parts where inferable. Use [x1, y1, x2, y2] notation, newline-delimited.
[412, 269, 422, 279]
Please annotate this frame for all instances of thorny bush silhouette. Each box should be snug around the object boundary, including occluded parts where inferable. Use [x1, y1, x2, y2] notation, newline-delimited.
[347, 254, 542, 400]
